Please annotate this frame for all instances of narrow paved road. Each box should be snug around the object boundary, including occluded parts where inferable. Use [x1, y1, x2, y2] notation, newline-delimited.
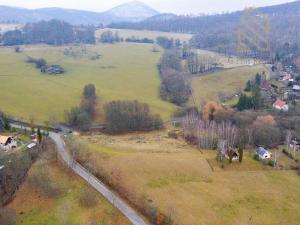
[49, 132, 148, 225]
[11, 123, 148, 225]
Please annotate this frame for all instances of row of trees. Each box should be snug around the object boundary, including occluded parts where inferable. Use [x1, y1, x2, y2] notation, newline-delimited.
[99, 32, 179, 47]
[1, 20, 96, 46]
[158, 50, 191, 106]
[186, 52, 219, 74]
[100, 31, 156, 44]
[99, 31, 122, 43]
[183, 108, 282, 152]
[156, 36, 181, 49]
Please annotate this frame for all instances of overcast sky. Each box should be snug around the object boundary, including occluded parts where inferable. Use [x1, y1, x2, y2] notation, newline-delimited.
[0, 0, 296, 14]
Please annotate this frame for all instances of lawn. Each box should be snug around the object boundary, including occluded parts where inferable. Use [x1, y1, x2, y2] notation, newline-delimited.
[6, 142, 131, 225]
[96, 28, 192, 43]
[68, 128, 300, 225]
[190, 65, 270, 107]
[0, 43, 176, 123]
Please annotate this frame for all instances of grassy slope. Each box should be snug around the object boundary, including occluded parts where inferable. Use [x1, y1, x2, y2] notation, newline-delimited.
[96, 28, 192, 43]
[190, 65, 269, 106]
[0, 43, 176, 123]
[74, 130, 300, 225]
[7, 148, 131, 225]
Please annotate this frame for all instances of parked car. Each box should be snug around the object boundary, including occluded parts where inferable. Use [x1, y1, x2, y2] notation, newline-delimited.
[256, 147, 272, 160]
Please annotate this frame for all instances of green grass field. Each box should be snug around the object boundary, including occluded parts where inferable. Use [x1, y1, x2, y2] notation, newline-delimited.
[7, 145, 131, 225]
[96, 28, 192, 43]
[0, 43, 176, 123]
[70, 129, 300, 225]
[190, 65, 270, 106]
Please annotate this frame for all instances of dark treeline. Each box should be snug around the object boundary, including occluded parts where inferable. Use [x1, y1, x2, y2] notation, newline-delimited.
[99, 31, 155, 44]
[125, 37, 154, 44]
[104, 100, 162, 133]
[0, 19, 96, 46]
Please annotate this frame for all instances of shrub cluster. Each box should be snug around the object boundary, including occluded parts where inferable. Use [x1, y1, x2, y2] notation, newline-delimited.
[78, 189, 98, 208]
[104, 100, 163, 133]
[28, 168, 62, 198]
[0, 149, 35, 205]
[0, 208, 16, 225]
[65, 84, 97, 129]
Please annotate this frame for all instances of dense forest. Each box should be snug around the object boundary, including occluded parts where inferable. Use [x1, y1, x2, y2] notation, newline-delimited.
[0, 20, 96, 45]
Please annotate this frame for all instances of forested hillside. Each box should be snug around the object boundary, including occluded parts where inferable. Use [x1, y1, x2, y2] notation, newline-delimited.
[0, 20, 96, 45]
[110, 1, 300, 55]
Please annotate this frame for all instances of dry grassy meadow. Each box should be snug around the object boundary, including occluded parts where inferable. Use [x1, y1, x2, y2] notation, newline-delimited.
[68, 128, 300, 225]
[190, 65, 270, 106]
[7, 143, 131, 225]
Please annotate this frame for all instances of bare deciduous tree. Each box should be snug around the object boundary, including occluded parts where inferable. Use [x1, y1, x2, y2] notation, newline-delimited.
[183, 113, 238, 152]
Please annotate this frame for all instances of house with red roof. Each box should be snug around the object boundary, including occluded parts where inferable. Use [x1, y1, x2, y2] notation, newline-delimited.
[273, 100, 289, 111]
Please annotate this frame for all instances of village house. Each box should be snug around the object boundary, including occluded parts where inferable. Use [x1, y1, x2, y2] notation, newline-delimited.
[0, 136, 17, 150]
[273, 99, 289, 111]
[256, 147, 272, 160]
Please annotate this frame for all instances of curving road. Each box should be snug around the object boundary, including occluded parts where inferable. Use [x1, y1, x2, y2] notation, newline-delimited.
[11, 123, 148, 225]
[49, 132, 148, 225]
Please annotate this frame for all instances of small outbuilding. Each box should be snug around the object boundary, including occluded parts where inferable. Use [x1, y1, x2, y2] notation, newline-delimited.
[0, 136, 17, 150]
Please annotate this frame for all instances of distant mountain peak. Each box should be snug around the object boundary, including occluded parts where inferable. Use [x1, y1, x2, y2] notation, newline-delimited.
[0, 1, 159, 25]
[106, 0, 159, 21]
